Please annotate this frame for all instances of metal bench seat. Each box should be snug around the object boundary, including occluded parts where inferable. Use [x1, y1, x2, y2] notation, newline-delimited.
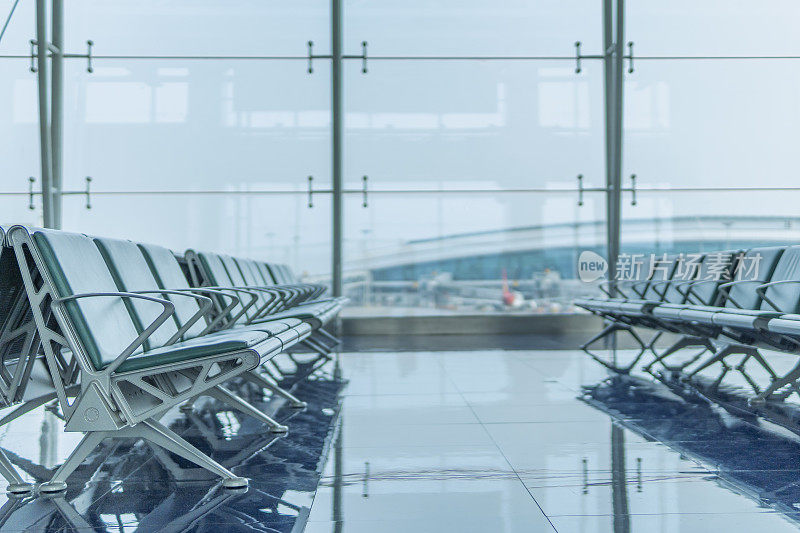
[4, 226, 293, 493]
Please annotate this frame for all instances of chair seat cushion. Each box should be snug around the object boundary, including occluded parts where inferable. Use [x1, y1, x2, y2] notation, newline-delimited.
[711, 309, 782, 329]
[766, 315, 800, 336]
[679, 305, 723, 325]
[650, 304, 687, 321]
[117, 330, 272, 373]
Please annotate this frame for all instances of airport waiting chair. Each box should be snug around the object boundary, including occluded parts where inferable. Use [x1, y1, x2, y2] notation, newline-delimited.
[136, 242, 312, 409]
[3, 226, 287, 492]
[185, 251, 344, 363]
[576, 245, 800, 407]
[94, 236, 309, 425]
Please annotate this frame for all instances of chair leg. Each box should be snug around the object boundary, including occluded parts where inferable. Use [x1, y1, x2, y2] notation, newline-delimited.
[40, 418, 249, 492]
[134, 419, 248, 489]
[581, 322, 646, 375]
[316, 328, 342, 346]
[686, 344, 737, 378]
[750, 358, 800, 405]
[643, 335, 715, 374]
[40, 430, 108, 493]
[242, 370, 307, 409]
[0, 449, 33, 494]
[685, 344, 777, 397]
[207, 385, 288, 434]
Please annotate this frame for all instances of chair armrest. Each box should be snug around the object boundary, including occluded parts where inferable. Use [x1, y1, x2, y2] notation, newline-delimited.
[678, 279, 720, 305]
[756, 280, 800, 312]
[162, 287, 240, 333]
[236, 286, 283, 322]
[717, 279, 768, 309]
[130, 290, 214, 344]
[53, 292, 175, 374]
[202, 286, 261, 326]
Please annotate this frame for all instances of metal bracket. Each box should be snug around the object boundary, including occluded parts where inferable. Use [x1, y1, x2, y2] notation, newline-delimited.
[627, 41, 634, 73]
[86, 40, 94, 73]
[361, 41, 368, 73]
[29, 40, 36, 72]
[574, 41, 582, 74]
[307, 41, 314, 73]
[307, 175, 314, 208]
[28, 177, 35, 210]
[577, 174, 584, 206]
[85, 176, 92, 209]
[362, 175, 368, 207]
[629, 174, 637, 206]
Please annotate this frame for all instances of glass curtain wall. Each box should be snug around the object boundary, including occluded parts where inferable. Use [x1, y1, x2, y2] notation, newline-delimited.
[5, 1, 711, 316]
[0, 1, 332, 279]
[342, 1, 608, 316]
[621, 2, 800, 256]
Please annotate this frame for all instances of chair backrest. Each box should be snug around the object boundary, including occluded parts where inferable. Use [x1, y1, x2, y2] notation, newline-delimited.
[279, 264, 295, 283]
[195, 252, 250, 322]
[662, 254, 704, 304]
[724, 247, 784, 310]
[267, 264, 287, 284]
[219, 254, 270, 321]
[31, 230, 142, 370]
[642, 255, 678, 301]
[691, 251, 737, 306]
[235, 258, 266, 288]
[760, 246, 800, 313]
[256, 262, 278, 285]
[138, 243, 207, 339]
[95, 237, 180, 350]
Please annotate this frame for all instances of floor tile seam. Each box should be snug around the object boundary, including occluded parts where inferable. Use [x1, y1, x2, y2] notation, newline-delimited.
[435, 355, 559, 532]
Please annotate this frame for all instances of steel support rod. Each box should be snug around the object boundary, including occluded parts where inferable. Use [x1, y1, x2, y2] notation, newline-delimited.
[51, 0, 64, 229]
[331, 0, 343, 298]
[603, 0, 622, 289]
[611, 0, 625, 279]
[35, 0, 54, 228]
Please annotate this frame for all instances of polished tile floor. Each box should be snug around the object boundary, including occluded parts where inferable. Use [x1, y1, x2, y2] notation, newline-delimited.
[306, 349, 800, 532]
[2, 349, 800, 532]
[0, 375, 344, 531]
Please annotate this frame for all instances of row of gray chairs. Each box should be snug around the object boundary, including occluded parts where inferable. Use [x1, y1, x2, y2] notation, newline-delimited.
[576, 247, 800, 403]
[0, 225, 344, 495]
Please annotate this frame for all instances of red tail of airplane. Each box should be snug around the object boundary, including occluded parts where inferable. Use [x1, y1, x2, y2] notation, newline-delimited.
[502, 269, 515, 306]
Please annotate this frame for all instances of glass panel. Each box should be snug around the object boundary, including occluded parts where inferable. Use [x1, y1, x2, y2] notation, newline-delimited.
[623, 59, 800, 189]
[62, 1, 329, 56]
[62, 192, 332, 278]
[0, 196, 43, 228]
[0, 59, 40, 193]
[344, 0, 602, 57]
[343, 192, 606, 315]
[628, 1, 800, 57]
[62, 58, 330, 192]
[344, 60, 605, 191]
[621, 190, 800, 253]
[0, 0, 35, 55]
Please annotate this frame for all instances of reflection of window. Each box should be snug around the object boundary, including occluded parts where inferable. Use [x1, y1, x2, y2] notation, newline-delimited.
[86, 80, 188, 124]
[13, 79, 38, 124]
[625, 81, 670, 131]
[86, 82, 152, 123]
[538, 68, 590, 129]
[155, 83, 188, 123]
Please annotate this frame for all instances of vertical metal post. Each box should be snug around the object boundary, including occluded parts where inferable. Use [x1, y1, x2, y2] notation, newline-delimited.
[51, 0, 64, 229]
[603, 0, 621, 288]
[35, 0, 54, 228]
[610, 424, 630, 533]
[331, 0, 343, 298]
[610, 0, 625, 279]
[603, 0, 624, 360]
